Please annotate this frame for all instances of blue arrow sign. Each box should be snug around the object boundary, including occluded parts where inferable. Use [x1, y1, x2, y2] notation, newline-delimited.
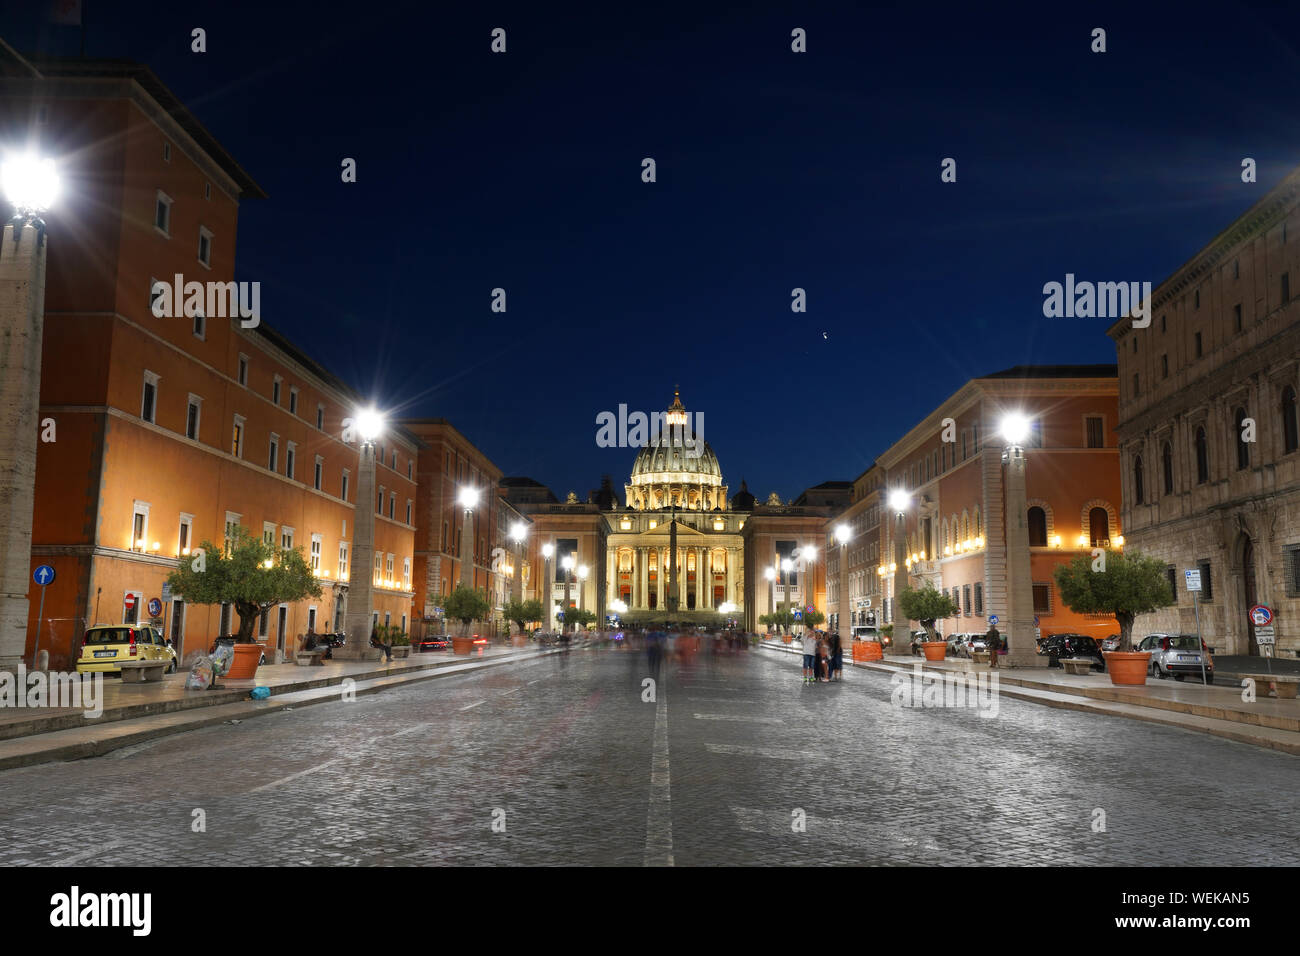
[33, 565, 55, 586]
[988, 614, 998, 625]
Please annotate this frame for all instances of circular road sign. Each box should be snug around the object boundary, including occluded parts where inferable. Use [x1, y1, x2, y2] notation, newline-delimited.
[33, 565, 55, 586]
[124, 594, 137, 610]
[988, 614, 999, 625]
[147, 597, 163, 616]
[1249, 605, 1273, 627]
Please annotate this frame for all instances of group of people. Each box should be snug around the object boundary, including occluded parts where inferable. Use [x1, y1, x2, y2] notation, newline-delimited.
[800, 629, 843, 683]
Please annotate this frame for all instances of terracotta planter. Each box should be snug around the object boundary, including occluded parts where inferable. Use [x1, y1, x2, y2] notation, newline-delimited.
[921, 641, 948, 662]
[1104, 651, 1150, 686]
[781, 634, 793, 644]
[451, 637, 475, 655]
[854, 640, 883, 662]
[224, 643, 262, 679]
[511, 633, 527, 648]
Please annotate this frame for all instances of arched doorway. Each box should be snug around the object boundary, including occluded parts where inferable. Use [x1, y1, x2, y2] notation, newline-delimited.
[1241, 534, 1259, 656]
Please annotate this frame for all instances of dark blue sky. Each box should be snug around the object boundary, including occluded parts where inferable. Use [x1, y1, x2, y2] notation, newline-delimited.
[9, 1, 1300, 501]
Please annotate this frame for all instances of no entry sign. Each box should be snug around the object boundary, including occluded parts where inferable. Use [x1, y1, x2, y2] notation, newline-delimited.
[124, 594, 137, 610]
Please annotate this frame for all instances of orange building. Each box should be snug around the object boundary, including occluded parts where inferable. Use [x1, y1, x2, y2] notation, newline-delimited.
[864, 365, 1122, 645]
[4, 53, 418, 667]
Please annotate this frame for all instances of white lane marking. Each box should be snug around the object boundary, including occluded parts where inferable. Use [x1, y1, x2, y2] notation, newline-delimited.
[498, 686, 525, 696]
[459, 699, 486, 711]
[705, 743, 824, 761]
[692, 713, 783, 724]
[644, 680, 674, 867]
[385, 721, 432, 740]
[248, 757, 343, 793]
[527, 679, 541, 685]
[52, 839, 130, 866]
[689, 697, 763, 704]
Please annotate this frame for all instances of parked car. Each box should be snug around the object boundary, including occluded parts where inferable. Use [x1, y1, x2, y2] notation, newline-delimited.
[1100, 633, 1122, 652]
[944, 633, 967, 657]
[948, 632, 986, 658]
[415, 633, 452, 652]
[851, 625, 881, 643]
[76, 623, 177, 675]
[909, 630, 936, 656]
[1037, 633, 1106, 671]
[1136, 633, 1214, 682]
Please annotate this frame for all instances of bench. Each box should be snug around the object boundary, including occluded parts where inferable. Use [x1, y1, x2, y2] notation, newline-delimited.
[972, 650, 991, 664]
[295, 650, 326, 667]
[119, 659, 168, 683]
[1061, 658, 1094, 676]
[390, 645, 411, 659]
[1241, 674, 1299, 699]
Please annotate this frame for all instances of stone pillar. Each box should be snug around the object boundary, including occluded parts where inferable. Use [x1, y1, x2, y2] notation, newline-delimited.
[838, 540, 850, 639]
[1004, 445, 1041, 667]
[459, 506, 474, 590]
[639, 548, 648, 609]
[725, 548, 735, 605]
[656, 548, 664, 609]
[341, 441, 381, 659]
[0, 222, 48, 671]
[891, 511, 908, 637]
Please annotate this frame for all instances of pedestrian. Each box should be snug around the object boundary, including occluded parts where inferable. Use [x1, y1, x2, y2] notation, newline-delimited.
[829, 630, 843, 681]
[800, 628, 817, 683]
[370, 626, 392, 663]
[985, 624, 1000, 670]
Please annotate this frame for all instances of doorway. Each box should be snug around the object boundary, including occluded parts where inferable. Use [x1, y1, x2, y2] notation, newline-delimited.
[276, 605, 288, 655]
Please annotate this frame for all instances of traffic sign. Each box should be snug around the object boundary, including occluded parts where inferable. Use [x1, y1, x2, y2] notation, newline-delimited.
[33, 565, 55, 586]
[1249, 605, 1273, 627]
[1033, 615, 1039, 627]
[124, 594, 137, 609]
[147, 598, 163, 616]
[162, 583, 173, 602]
[988, 615, 998, 626]
[1184, 569, 1201, 591]
[1254, 625, 1276, 646]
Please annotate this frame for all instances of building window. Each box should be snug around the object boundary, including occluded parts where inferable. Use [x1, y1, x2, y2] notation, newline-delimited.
[1195, 426, 1210, 484]
[1235, 407, 1250, 471]
[231, 415, 245, 458]
[1027, 507, 1048, 547]
[391, 450, 397, 470]
[1194, 332, 1202, 358]
[1194, 288, 1200, 309]
[314, 456, 323, 491]
[373, 552, 382, 585]
[177, 513, 193, 555]
[268, 433, 279, 471]
[224, 512, 241, 551]
[131, 501, 150, 552]
[263, 521, 275, 546]
[973, 582, 983, 616]
[1161, 313, 1167, 332]
[154, 191, 172, 234]
[1132, 372, 1140, 396]
[1166, 566, 1177, 603]
[193, 310, 205, 339]
[961, 431, 968, 460]
[1283, 385, 1299, 455]
[289, 387, 298, 415]
[1132, 337, 1138, 353]
[962, 585, 972, 616]
[389, 492, 396, 519]
[1133, 455, 1145, 504]
[317, 404, 325, 430]
[386, 552, 395, 581]
[285, 442, 296, 480]
[405, 499, 412, 524]
[238, 354, 248, 386]
[338, 542, 349, 580]
[281, 527, 294, 550]
[442, 521, 449, 552]
[198, 226, 213, 267]
[1197, 560, 1213, 601]
[1285, 545, 1300, 597]
[1233, 303, 1242, 332]
[272, 376, 282, 405]
[408, 460, 413, 479]
[204, 181, 211, 200]
[1161, 354, 1169, 379]
[1032, 584, 1051, 614]
[184, 394, 201, 440]
[1233, 258, 1239, 280]
[403, 558, 411, 590]
[162, 141, 171, 163]
[1089, 507, 1109, 547]
[140, 371, 158, 423]
[377, 486, 384, 515]
[341, 469, 349, 502]
[1162, 441, 1174, 495]
[1085, 416, 1104, 448]
[310, 535, 322, 571]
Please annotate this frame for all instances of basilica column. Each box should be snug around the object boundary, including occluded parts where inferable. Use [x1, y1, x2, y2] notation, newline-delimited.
[696, 548, 705, 610]
[657, 548, 665, 609]
[725, 548, 735, 606]
[639, 548, 649, 610]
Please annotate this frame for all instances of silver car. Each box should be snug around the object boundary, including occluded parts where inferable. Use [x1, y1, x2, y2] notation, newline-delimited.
[1136, 633, 1214, 683]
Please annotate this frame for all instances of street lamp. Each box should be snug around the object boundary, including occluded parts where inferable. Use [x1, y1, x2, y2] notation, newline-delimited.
[562, 554, 575, 632]
[457, 486, 479, 591]
[577, 564, 589, 614]
[764, 565, 776, 627]
[1000, 412, 1040, 667]
[0, 153, 59, 669]
[340, 405, 384, 659]
[542, 542, 554, 630]
[835, 523, 851, 636]
[889, 488, 910, 633]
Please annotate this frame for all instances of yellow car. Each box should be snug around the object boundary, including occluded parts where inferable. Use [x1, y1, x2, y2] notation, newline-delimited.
[75, 624, 178, 675]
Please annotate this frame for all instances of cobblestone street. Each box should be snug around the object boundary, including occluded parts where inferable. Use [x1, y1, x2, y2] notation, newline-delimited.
[0, 645, 1295, 866]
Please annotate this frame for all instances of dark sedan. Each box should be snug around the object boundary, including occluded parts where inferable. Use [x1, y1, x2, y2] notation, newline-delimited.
[415, 633, 452, 652]
[1037, 633, 1106, 671]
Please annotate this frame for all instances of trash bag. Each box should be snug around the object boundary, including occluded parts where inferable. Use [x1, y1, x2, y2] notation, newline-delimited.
[210, 643, 234, 676]
[185, 656, 215, 690]
[249, 686, 270, 701]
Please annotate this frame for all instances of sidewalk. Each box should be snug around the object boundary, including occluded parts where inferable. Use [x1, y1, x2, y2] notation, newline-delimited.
[758, 639, 1300, 755]
[0, 643, 564, 771]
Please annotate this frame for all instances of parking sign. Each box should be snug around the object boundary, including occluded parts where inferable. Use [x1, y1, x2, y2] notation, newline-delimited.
[1184, 569, 1201, 591]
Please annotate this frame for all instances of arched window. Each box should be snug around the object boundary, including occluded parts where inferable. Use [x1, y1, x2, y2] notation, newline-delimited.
[1234, 407, 1250, 471]
[1283, 385, 1298, 455]
[1027, 507, 1048, 547]
[1195, 426, 1210, 484]
[1089, 507, 1110, 547]
[973, 507, 981, 538]
[1162, 441, 1174, 495]
[1133, 455, 1145, 504]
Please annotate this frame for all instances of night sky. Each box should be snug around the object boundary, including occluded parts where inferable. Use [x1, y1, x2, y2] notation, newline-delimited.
[8, 1, 1300, 502]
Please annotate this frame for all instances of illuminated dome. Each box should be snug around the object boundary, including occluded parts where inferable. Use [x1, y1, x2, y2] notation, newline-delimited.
[626, 390, 728, 511]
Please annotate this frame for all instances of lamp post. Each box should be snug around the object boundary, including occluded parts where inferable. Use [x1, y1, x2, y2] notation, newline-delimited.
[0, 154, 58, 670]
[509, 521, 526, 605]
[577, 564, 589, 613]
[341, 408, 384, 658]
[561, 555, 574, 633]
[1000, 413, 1040, 668]
[797, 545, 816, 632]
[457, 486, 479, 591]
[889, 488, 910, 638]
[764, 566, 775, 630]
[835, 524, 851, 638]
[541, 542, 554, 631]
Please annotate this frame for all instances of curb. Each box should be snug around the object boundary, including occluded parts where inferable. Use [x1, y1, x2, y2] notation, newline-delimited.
[0, 647, 566, 772]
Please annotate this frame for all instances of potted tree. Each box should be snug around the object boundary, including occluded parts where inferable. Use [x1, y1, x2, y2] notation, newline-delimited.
[1054, 549, 1174, 686]
[389, 627, 411, 659]
[504, 599, 543, 647]
[898, 585, 960, 662]
[166, 527, 322, 679]
[444, 585, 490, 655]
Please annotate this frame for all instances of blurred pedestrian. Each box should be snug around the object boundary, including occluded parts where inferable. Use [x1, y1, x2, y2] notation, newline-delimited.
[986, 624, 1000, 670]
[801, 628, 816, 683]
[829, 631, 843, 681]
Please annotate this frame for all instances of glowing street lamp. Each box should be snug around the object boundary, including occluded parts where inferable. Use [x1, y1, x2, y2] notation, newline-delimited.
[457, 486, 480, 590]
[354, 407, 384, 446]
[2, 153, 60, 221]
[1000, 411, 1040, 667]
